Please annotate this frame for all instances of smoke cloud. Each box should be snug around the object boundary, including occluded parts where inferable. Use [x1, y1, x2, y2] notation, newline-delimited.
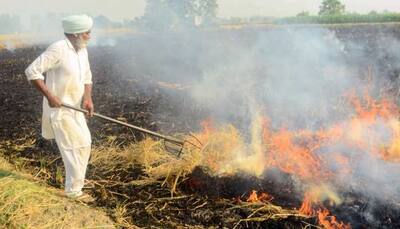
[183, 26, 400, 205]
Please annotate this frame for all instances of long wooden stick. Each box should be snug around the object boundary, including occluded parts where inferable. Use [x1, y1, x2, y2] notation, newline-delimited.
[61, 103, 184, 146]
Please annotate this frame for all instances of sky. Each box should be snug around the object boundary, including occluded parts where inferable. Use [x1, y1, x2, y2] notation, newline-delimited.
[0, 0, 400, 21]
[218, 0, 400, 18]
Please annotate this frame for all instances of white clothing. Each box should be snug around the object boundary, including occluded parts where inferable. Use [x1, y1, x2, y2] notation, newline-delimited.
[58, 145, 91, 194]
[25, 38, 92, 147]
[25, 38, 93, 195]
[62, 14, 93, 34]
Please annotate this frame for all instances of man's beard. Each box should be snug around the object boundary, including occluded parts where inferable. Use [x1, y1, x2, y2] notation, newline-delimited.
[76, 35, 88, 49]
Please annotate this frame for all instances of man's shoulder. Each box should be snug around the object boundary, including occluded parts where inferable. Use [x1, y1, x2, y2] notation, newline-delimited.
[47, 40, 68, 50]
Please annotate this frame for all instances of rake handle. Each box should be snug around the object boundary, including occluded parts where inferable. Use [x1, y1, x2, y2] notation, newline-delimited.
[61, 103, 184, 146]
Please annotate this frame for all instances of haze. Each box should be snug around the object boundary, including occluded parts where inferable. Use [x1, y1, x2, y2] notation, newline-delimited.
[0, 0, 399, 21]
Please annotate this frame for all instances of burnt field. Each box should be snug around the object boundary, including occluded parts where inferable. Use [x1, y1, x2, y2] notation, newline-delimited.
[1, 24, 400, 228]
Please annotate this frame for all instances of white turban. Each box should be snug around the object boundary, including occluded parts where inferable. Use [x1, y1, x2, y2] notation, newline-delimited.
[62, 14, 93, 34]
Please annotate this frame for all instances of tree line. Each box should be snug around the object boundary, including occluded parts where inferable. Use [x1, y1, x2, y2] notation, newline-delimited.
[279, 0, 400, 24]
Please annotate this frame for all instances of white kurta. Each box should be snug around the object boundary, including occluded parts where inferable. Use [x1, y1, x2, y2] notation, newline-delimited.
[25, 38, 92, 149]
[25, 38, 92, 195]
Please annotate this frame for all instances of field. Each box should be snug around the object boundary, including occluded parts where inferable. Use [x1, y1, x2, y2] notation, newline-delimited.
[1, 23, 400, 228]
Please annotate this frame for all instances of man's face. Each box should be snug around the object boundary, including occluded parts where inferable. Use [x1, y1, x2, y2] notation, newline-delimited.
[75, 30, 91, 49]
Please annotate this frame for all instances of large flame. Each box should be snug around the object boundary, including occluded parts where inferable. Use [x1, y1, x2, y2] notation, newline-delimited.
[186, 88, 400, 228]
[190, 90, 400, 179]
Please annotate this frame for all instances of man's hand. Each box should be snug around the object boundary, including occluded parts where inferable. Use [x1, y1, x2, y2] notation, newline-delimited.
[30, 79, 62, 108]
[47, 95, 62, 108]
[82, 98, 94, 117]
[83, 84, 93, 117]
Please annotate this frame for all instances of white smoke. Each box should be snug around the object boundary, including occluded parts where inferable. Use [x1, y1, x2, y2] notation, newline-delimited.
[3, 40, 17, 52]
[191, 28, 360, 130]
[188, 26, 400, 204]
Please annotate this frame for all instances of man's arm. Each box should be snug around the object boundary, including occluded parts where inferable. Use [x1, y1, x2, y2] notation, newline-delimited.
[30, 79, 62, 107]
[82, 84, 94, 117]
[82, 48, 93, 117]
[25, 42, 61, 107]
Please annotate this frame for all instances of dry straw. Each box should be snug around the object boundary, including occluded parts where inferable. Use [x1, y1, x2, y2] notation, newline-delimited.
[0, 157, 114, 229]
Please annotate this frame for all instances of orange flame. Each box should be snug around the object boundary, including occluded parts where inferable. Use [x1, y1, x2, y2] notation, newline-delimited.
[187, 88, 400, 229]
[196, 118, 215, 144]
[264, 127, 331, 181]
[190, 92, 400, 179]
[300, 188, 349, 229]
[185, 86, 400, 229]
[246, 190, 273, 203]
[247, 190, 259, 203]
[299, 195, 315, 216]
[317, 208, 351, 229]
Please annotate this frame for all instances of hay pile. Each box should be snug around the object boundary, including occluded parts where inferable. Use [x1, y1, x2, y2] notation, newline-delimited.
[0, 156, 114, 229]
[89, 137, 202, 196]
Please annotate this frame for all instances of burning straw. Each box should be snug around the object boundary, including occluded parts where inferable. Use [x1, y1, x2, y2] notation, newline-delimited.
[87, 136, 313, 228]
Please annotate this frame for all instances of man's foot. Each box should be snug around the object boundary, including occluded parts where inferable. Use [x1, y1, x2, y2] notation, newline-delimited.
[66, 190, 83, 198]
[66, 191, 95, 203]
[75, 193, 96, 203]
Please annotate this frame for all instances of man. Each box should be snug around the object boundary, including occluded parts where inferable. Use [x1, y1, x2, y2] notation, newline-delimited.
[25, 14, 94, 199]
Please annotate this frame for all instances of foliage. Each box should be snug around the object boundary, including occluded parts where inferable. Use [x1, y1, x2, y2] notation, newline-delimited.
[138, 0, 218, 31]
[297, 11, 310, 17]
[278, 12, 400, 24]
[319, 0, 345, 16]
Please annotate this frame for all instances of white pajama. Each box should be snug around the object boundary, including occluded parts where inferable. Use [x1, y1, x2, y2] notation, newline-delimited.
[25, 38, 93, 195]
[51, 108, 91, 194]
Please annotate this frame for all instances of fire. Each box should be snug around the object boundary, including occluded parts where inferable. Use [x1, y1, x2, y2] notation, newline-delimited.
[318, 208, 351, 229]
[300, 186, 349, 229]
[246, 190, 273, 203]
[264, 128, 331, 181]
[191, 91, 400, 179]
[350, 90, 395, 120]
[299, 195, 314, 216]
[381, 118, 400, 162]
[301, 199, 351, 229]
[346, 92, 400, 161]
[187, 88, 400, 228]
[191, 115, 267, 176]
[299, 185, 341, 216]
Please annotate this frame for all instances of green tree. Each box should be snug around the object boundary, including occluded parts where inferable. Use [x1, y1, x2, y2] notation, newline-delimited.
[368, 10, 378, 15]
[140, 0, 175, 31]
[191, 0, 218, 25]
[296, 11, 310, 17]
[319, 0, 345, 16]
[140, 0, 218, 31]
